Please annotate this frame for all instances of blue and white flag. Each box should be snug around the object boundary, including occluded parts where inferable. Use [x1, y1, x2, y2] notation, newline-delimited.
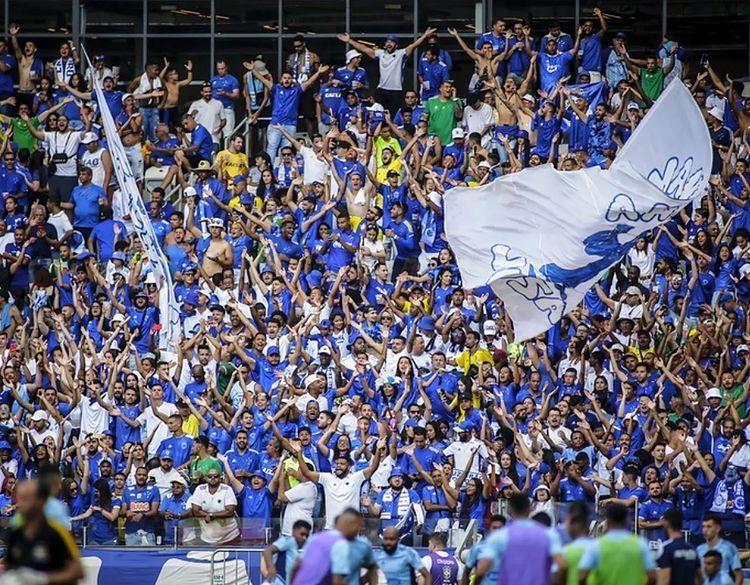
[83, 47, 180, 347]
[444, 81, 712, 341]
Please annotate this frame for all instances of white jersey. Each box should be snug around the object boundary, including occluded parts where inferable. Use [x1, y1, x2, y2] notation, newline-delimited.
[81, 147, 108, 189]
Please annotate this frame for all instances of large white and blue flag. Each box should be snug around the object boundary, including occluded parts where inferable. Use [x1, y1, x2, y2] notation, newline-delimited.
[83, 47, 181, 347]
[444, 80, 712, 341]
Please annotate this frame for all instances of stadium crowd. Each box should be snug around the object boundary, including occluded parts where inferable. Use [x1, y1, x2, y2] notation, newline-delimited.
[0, 8, 746, 585]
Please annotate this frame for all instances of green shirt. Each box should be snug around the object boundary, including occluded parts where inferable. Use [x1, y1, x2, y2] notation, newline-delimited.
[563, 537, 596, 585]
[640, 67, 666, 101]
[189, 456, 222, 483]
[5, 116, 40, 154]
[425, 96, 457, 146]
[594, 533, 646, 585]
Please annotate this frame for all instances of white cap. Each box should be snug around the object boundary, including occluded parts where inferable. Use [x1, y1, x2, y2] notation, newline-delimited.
[144, 273, 157, 285]
[170, 475, 188, 487]
[627, 101, 641, 111]
[740, 264, 750, 278]
[483, 320, 497, 336]
[303, 374, 320, 390]
[111, 313, 125, 323]
[705, 387, 722, 400]
[367, 102, 384, 113]
[197, 285, 212, 298]
[478, 160, 492, 170]
[208, 217, 224, 229]
[318, 345, 331, 355]
[31, 410, 48, 422]
[522, 93, 536, 104]
[610, 343, 624, 352]
[121, 92, 133, 104]
[81, 131, 99, 145]
[451, 127, 465, 139]
[625, 286, 641, 295]
[739, 344, 750, 354]
[184, 186, 198, 198]
[345, 49, 362, 63]
[708, 106, 724, 121]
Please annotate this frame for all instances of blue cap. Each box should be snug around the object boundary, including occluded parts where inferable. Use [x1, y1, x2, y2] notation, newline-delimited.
[111, 251, 126, 262]
[0, 441, 11, 451]
[233, 175, 248, 186]
[386, 34, 399, 43]
[76, 250, 93, 262]
[539, 462, 551, 474]
[260, 263, 274, 274]
[347, 330, 364, 347]
[160, 450, 174, 460]
[306, 270, 323, 288]
[319, 319, 332, 329]
[267, 346, 280, 356]
[662, 315, 674, 325]
[182, 292, 199, 307]
[182, 262, 198, 273]
[250, 469, 268, 481]
[456, 420, 473, 433]
[418, 316, 435, 332]
[134, 289, 148, 299]
[517, 129, 529, 139]
[389, 466, 405, 479]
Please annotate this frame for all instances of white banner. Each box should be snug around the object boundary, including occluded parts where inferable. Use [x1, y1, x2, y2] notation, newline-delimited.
[444, 81, 712, 341]
[82, 47, 180, 347]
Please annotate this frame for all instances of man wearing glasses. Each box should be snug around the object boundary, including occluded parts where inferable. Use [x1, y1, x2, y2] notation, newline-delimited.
[188, 469, 240, 545]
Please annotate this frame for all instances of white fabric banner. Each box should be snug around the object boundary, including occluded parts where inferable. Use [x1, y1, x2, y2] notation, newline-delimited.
[444, 81, 712, 341]
[83, 48, 180, 347]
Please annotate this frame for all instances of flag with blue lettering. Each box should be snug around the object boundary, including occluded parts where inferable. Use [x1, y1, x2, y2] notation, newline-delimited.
[83, 47, 180, 347]
[444, 81, 712, 341]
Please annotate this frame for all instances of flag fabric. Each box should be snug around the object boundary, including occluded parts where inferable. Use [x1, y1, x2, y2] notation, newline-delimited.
[444, 80, 712, 341]
[83, 47, 181, 347]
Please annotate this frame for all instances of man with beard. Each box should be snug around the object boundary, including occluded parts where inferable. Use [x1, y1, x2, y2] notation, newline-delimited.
[122, 466, 161, 545]
[367, 467, 421, 535]
[376, 526, 431, 585]
[337, 28, 436, 114]
[297, 437, 385, 528]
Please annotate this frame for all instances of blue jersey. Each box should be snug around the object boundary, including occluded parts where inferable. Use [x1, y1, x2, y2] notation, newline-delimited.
[374, 545, 423, 585]
[122, 484, 161, 534]
[211, 74, 240, 108]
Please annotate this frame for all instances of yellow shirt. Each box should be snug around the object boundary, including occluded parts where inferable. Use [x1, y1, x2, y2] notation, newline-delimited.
[182, 415, 201, 438]
[455, 348, 494, 374]
[375, 136, 402, 165]
[375, 159, 404, 185]
[216, 150, 249, 186]
[282, 456, 316, 488]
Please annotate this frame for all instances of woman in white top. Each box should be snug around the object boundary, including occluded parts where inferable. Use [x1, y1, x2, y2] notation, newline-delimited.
[627, 237, 655, 280]
[359, 223, 386, 271]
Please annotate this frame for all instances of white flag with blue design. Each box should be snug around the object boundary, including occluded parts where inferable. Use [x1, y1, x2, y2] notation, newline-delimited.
[444, 81, 712, 341]
[83, 47, 181, 346]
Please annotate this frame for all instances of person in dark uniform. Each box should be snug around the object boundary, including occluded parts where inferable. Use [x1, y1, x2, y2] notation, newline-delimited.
[3, 479, 84, 585]
[657, 509, 701, 585]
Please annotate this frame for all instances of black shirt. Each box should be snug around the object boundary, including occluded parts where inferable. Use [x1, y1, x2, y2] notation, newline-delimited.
[657, 538, 700, 585]
[6, 517, 79, 584]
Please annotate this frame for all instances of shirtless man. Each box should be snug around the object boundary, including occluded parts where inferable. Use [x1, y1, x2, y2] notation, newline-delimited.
[448, 27, 505, 88]
[117, 94, 145, 183]
[484, 68, 537, 142]
[9, 24, 42, 108]
[159, 58, 193, 131]
[199, 218, 233, 278]
[331, 167, 374, 229]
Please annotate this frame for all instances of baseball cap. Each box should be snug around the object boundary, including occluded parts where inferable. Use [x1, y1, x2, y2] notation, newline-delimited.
[522, 93, 536, 105]
[233, 175, 248, 186]
[182, 292, 199, 307]
[478, 160, 492, 169]
[614, 31, 627, 39]
[318, 345, 332, 355]
[0, 441, 11, 451]
[483, 320, 497, 336]
[121, 93, 133, 104]
[267, 346, 280, 356]
[386, 34, 399, 43]
[419, 316, 436, 332]
[31, 411, 48, 422]
[184, 186, 198, 198]
[739, 344, 750, 354]
[625, 286, 641, 295]
[452, 127, 465, 139]
[81, 132, 98, 145]
[111, 251, 126, 262]
[610, 343, 625, 352]
[170, 476, 188, 486]
[160, 450, 174, 460]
